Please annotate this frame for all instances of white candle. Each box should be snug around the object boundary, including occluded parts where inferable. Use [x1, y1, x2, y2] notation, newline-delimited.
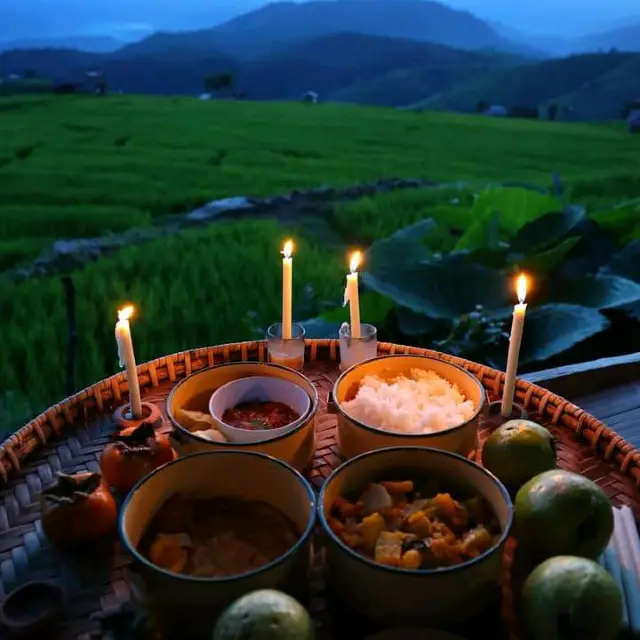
[501, 274, 528, 417]
[282, 240, 293, 339]
[344, 251, 362, 339]
[115, 305, 143, 419]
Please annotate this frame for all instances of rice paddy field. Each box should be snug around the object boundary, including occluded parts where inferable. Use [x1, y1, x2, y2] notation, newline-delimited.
[1, 94, 639, 430]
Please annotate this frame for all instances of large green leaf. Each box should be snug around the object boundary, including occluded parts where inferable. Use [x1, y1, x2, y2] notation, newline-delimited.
[317, 292, 395, 324]
[605, 240, 640, 282]
[363, 261, 510, 319]
[591, 198, 640, 240]
[472, 187, 560, 235]
[454, 211, 500, 252]
[519, 304, 610, 365]
[442, 247, 510, 270]
[516, 236, 580, 275]
[549, 274, 640, 309]
[298, 318, 342, 339]
[366, 219, 435, 273]
[510, 205, 586, 254]
[396, 307, 441, 336]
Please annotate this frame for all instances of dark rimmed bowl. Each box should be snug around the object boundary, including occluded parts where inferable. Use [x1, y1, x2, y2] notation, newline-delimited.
[318, 446, 513, 627]
[0, 580, 66, 637]
[167, 362, 318, 472]
[119, 450, 316, 638]
[330, 355, 486, 459]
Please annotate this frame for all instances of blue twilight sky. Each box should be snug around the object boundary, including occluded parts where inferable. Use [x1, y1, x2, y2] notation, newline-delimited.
[0, 0, 638, 40]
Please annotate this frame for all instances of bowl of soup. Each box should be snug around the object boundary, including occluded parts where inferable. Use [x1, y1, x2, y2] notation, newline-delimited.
[318, 446, 513, 627]
[209, 376, 311, 443]
[167, 362, 318, 473]
[120, 450, 316, 638]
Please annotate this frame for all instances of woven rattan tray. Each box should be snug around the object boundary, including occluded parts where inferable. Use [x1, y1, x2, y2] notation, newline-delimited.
[1, 340, 640, 640]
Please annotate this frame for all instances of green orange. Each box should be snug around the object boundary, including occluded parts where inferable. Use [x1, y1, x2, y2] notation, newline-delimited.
[482, 419, 556, 491]
[213, 590, 314, 640]
[521, 556, 622, 640]
[515, 469, 614, 561]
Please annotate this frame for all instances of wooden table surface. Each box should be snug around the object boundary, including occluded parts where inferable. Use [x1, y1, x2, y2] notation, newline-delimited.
[525, 351, 640, 448]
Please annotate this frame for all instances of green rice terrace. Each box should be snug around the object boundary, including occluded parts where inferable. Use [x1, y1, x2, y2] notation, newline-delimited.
[2, 94, 640, 431]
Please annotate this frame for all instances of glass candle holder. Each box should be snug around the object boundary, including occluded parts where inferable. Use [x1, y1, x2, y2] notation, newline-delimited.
[339, 322, 378, 370]
[267, 323, 306, 371]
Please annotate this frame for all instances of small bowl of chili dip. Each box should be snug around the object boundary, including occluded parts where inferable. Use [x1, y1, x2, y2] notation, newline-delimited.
[209, 376, 311, 443]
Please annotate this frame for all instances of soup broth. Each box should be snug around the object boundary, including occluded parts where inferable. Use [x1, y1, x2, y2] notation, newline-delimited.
[141, 495, 300, 577]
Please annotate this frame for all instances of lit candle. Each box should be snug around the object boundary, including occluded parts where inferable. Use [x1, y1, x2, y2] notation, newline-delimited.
[501, 274, 528, 417]
[115, 305, 143, 419]
[344, 251, 362, 339]
[282, 240, 293, 339]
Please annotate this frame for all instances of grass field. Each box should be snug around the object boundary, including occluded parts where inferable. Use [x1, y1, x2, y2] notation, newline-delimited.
[1, 94, 639, 430]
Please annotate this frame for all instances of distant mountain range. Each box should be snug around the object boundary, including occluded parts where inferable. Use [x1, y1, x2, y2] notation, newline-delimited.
[1, 0, 639, 121]
[0, 36, 128, 54]
[492, 21, 640, 56]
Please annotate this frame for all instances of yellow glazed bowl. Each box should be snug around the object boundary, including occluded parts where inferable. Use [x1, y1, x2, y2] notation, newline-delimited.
[331, 355, 486, 459]
[120, 450, 316, 638]
[319, 446, 513, 628]
[167, 362, 318, 473]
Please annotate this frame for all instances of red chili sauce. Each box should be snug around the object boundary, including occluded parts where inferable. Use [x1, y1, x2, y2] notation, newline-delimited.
[222, 401, 300, 430]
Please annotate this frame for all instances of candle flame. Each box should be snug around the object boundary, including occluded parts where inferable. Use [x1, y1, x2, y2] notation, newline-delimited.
[516, 274, 528, 304]
[282, 240, 293, 259]
[118, 305, 135, 322]
[349, 251, 361, 274]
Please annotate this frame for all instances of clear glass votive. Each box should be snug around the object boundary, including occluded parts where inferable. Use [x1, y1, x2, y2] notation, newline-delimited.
[339, 323, 378, 370]
[267, 323, 306, 371]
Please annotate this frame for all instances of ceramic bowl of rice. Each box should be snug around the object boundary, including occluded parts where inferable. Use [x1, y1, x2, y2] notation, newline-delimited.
[330, 355, 485, 459]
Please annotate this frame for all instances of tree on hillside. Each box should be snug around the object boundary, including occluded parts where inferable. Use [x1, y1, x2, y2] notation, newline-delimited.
[23, 69, 37, 79]
[475, 100, 488, 113]
[547, 103, 559, 122]
[204, 73, 234, 96]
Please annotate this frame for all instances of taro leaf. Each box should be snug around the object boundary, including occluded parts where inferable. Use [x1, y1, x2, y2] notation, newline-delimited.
[550, 220, 617, 280]
[454, 211, 500, 252]
[298, 318, 342, 339]
[548, 274, 640, 309]
[472, 187, 561, 235]
[316, 292, 395, 324]
[363, 261, 510, 319]
[396, 307, 442, 336]
[366, 219, 436, 272]
[591, 198, 640, 241]
[519, 304, 610, 365]
[604, 240, 640, 282]
[515, 236, 580, 275]
[511, 205, 585, 254]
[442, 246, 510, 269]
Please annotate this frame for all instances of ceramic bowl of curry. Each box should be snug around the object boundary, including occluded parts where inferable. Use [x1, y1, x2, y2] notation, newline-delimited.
[167, 361, 318, 473]
[120, 450, 316, 638]
[209, 376, 311, 443]
[318, 446, 513, 628]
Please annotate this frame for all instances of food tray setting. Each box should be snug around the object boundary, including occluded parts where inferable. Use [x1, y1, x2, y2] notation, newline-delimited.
[1, 340, 639, 640]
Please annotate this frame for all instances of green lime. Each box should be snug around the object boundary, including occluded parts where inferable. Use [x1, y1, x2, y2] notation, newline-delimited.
[213, 590, 314, 640]
[515, 469, 614, 561]
[521, 556, 622, 640]
[482, 419, 556, 491]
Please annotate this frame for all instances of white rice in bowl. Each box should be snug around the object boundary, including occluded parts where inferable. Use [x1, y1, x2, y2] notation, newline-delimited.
[342, 368, 475, 434]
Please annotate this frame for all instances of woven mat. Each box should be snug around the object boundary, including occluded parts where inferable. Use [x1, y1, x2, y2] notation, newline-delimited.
[1, 348, 639, 639]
